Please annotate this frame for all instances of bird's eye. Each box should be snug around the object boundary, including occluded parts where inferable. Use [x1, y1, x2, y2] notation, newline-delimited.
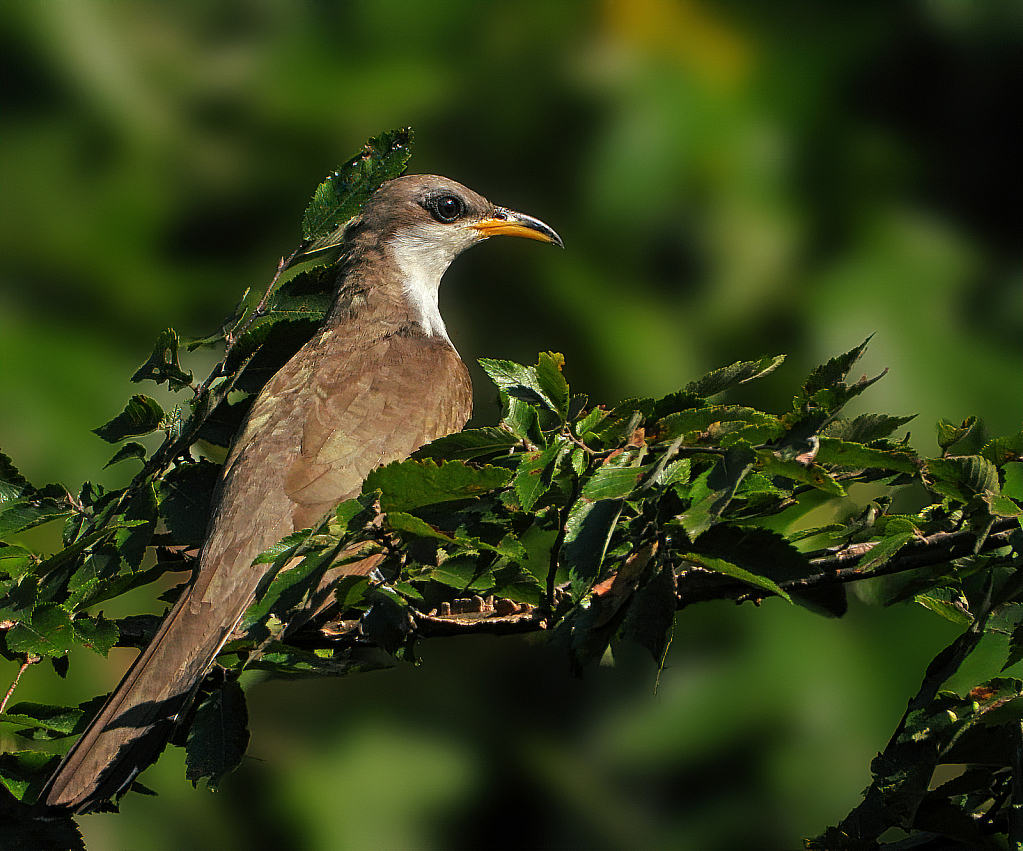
[429, 195, 465, 223]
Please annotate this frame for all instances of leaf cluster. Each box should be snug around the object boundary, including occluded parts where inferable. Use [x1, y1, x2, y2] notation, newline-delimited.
[1, 129, 1021, 850]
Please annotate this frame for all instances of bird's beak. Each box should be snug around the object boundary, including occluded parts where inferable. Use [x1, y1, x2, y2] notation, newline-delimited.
[472, 207, 564, 248]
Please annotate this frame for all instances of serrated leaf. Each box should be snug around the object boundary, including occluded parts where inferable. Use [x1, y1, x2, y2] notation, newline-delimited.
[513, 440, 567, 512]
[479, 357, 558, 414]
[685, 354, 785, 397]
[534, 352, 570, 419]
[490, 564, 542, 606]
[1003, 462, 1023, 503]
[620, 563, 678, 664]
[800, 336, 872, 398]
[581, 457, 650, 501]
[683, 553, 792, 603]
[0, 452, 32, 504]
[857, 532, 916, 573]
[92, 395, 166, 443]
[184, 680, 249, 789]
[131, 328, 193, 389]
[413, 427, 520, 461]
[72, 614, 119, 656]
[927, 456, 1000, 502]
[0, 544, 34, 580]
[824, 413, 917, 444]
[936, 417, 978, 452]
[679, 444, 756, 539]
[103, 442, 147, 468]
[815, 438, 919, 473]
[301, 128, 414, 242]
[0, 495, 71, 538]
[0, 750, 61, 803]
[759, 454, 846, 496]
[2, 701, 91, 740]
[653, 406, 781, 443]
[915, 588, 974, 626]
[6, 603, 75, 657]
[981, 432, 1023, 467]
[365, 459, 511, 514]
[158, 460, 221, 548]
[562, 497, 625, 600]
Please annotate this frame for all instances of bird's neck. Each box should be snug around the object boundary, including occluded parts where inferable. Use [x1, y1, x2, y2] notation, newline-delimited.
[323, 233, 456, 344]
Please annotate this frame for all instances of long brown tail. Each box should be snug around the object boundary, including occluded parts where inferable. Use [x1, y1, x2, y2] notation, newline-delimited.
[37, 581, 235, 813]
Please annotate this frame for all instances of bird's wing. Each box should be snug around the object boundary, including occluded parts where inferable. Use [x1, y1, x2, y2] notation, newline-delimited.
[283, 331, 472, 529]
[41, 330, 470, 812]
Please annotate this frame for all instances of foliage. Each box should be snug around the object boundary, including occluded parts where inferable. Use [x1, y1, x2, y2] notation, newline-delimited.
[1, 131, 1021, 851]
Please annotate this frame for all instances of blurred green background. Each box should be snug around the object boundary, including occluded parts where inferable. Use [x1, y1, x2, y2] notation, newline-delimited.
[1, 1, 1019, 849]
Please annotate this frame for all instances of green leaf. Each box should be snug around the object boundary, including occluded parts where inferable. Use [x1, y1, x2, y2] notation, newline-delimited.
[682, 553, 792, 603]
[981, 432, 1023, 467]
[562, 498, 625, 600]
[184, 680, 249, 790]
[823, 413, 917, 443]
[0, 750, 61, 804]
[365, 459, 511, 514]
[0, 494, 71, 538]
[413, 427, 520, 461]
[581, 455, 650, 501]
[92, 395, 166, 443]
[479, 356, 562, 417]
[857, 532, 916, 573]
[103, 442, 147, 468]
[512, 440, 567, 512]
[619, 563, 678, 664]
[685, 354, 785, 397]
[927, 456, 1000, 502]
[936, 416, 978, 452]
[0, 452, 32, 503]
[815, 438, 918, 473]
[243, 543, 340, 632]
[301, 128, 414, 242]
[490, 564, 542, 606]
[800, 336, 872, 399]
[72, 614, 119, 656]
[6, 604, 75, 657]
[2, 700, 94, 740]
[534, 352, 570, 419]
[653, 406, 781, 443]
[915, 587, 973, 626]
[1003, 462, 1023, 502]
[131, 328, 193, 389]
[679, 444, 756, 539]
[0, 544, 34, 581]
[158, 460, 221, 549]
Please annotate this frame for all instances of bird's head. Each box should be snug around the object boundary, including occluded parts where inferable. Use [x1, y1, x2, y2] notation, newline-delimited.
[357, 174, 562, 337]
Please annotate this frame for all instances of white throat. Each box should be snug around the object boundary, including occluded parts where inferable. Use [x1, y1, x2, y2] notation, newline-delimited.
[387, 227, 469, 342]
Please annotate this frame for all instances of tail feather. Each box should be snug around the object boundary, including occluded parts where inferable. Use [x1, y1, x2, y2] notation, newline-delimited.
[38, 584, 235, 813]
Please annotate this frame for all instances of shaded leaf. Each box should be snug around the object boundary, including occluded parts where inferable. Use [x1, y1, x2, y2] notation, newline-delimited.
[512, 440, 567, 512]
[823, 413, 917, 443]
[815, 438, 918, 473]
[366, 459, 511, 514]
[6, 604, 75, 657]
[679, 444, 756, 539]
[92, 395, 166, 443]
[685, 353, 785, 397]
[131, 328, 193, 389]
[184, 680, 249, 789]
[301, 128, 414, 242]
[414, 427, 519, 461]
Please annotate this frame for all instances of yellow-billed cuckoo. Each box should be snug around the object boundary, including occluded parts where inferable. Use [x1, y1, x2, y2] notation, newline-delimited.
[40, 174, 562, 813]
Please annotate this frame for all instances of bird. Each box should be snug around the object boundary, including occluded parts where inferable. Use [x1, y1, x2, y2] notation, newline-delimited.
[39, 173, 563, 813]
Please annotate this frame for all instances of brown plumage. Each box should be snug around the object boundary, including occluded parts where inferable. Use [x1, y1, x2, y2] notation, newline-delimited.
[40, 174, 562, 813]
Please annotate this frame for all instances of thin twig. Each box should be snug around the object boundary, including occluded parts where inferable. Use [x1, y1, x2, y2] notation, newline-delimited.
[1, 656, 38, 714]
